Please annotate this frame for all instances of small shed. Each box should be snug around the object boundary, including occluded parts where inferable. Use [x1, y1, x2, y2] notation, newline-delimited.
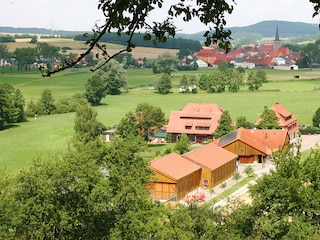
[183, 142, 238, 189]
[149, 153, 201, 201]
[101, 129, 116, 142]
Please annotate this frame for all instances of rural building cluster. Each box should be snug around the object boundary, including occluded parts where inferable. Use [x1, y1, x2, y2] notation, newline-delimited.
[193, 26, 300, 70]
[146, 102, 298, 202]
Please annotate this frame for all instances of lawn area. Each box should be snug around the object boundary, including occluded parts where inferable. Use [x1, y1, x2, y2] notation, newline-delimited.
[1, 67, 320, 173]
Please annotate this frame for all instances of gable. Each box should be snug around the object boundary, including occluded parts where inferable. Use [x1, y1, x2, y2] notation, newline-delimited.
[149, 153, 201, 181]
[183, 142, 238, 171]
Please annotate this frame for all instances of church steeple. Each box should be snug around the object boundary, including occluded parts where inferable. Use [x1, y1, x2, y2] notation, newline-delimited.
[275, 24, 280, 41]
[273, 24, 281, 51]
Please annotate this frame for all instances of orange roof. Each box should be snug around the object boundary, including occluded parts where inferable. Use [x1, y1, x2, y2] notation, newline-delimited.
[247, 128, 289, 155]
[216, 128, 268, 155]
[149, 153, 201, 181]
[166, 103, 223, 135]
[271, 103, 299, 133]
[183, 142, 237, 171]
[215, 127, 290, 155]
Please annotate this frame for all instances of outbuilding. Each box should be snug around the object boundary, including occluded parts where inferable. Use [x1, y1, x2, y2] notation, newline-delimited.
[148, 153, 201, 201]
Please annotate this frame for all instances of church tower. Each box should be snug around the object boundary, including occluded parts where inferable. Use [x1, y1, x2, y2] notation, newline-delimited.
[273, 24, 281, 51]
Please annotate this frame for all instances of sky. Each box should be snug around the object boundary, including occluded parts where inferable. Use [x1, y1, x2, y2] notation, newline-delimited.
[0, 0, 318, 34]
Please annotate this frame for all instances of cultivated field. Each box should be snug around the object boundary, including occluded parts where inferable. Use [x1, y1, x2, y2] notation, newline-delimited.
[6, 38, 179, 59]
[1, 66, 320, 173]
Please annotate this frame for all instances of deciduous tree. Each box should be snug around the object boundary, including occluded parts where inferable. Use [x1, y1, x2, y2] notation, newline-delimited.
[214, 110, 233, 138]
[96, 59, 127, 95]
[153, 52, 178, 75]
[312, 107, 320, 127]
[156, 73, 172, 94]
[117, 103, 166, 141]
[85, 74, 107, 106]
[256, 108, 280, 129]
[174, 133, 191, 154]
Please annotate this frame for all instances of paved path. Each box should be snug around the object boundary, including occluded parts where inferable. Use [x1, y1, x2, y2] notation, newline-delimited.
[180, 134, 320, 207]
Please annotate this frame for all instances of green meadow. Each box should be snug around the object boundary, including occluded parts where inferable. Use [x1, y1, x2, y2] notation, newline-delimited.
[1, 67, 320, 173]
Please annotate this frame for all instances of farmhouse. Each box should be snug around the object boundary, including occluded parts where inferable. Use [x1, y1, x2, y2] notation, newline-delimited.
[183, 142, 238, 189]
[166, 103, 223, 143]
[148, 153, 202, 201]
[256, 102, 299, 142]
[214, 127, 290, 164]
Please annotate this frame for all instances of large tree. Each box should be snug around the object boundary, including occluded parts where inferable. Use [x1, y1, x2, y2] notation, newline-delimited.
[96, 59, 127, 95]
[214, 110, 233, 138]
[153, 52, 178, 75]
[0, 83, 25, 129]
[85, 74, 107, 106]
[156, 73, 172, 94]
[256, 108, 281, 129]
[13, 47, 38, 71]
[117, 103, 166, 140]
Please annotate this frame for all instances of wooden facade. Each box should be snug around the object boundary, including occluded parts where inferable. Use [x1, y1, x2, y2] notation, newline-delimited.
[198, 158, 236, 189]
[223, 141, 266, 164]
[149, 169, 201, 201]
[149, 153, 201, 201]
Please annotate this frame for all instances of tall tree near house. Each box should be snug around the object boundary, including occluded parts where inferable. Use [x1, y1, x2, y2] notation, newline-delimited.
[214, 110, 233, 138]
[116, 103, 166, 141]
[256, 108, 281, 129]
[73, 104, 105, 143]
[174, 133, 191, 154]
[236, 116, 252, 129]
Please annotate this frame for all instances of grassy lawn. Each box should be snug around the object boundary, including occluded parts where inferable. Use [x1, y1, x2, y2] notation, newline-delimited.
[1, 68, 320, 173]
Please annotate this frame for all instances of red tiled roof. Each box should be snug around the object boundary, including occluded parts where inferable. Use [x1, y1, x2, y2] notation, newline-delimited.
[258, 44, 274, 52]
[271, 103, 299, 133]
[166, 103, 223, 135]
[149, 153, 201, 181]
[246, 128, 289, 155]
[183, 142, 237, 171]
[215, 127, 268, 155]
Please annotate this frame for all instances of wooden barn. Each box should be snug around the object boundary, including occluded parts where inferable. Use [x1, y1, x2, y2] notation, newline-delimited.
[215, 127, 290, 164]
[148, 153, 201, 201]
[183, 142, 238, 189]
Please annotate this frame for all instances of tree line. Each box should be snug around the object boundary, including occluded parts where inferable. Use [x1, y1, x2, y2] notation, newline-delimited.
[74, 32, 202, 52]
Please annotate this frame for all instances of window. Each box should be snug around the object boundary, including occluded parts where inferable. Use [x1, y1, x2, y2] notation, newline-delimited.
[203, 179, 209, 186]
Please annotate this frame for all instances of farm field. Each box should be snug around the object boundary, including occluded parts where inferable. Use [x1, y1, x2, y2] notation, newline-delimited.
[1, 67, 320, 173]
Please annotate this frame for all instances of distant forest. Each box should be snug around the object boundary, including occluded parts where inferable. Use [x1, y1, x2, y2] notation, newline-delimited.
[74, 32, 202, 51]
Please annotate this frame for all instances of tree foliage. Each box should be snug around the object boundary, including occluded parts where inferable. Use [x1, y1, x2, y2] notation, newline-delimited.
[85, 74, 106, 106]
[156, 73, 172, 94]
[312, 107, 320, 127]
[236, 116, 252, 129]
[174, 133, 191, 154]
[42, 0, 237, 76]
[117, 103, 166, 141]
[214, 110, 233, 138]
[153, 52, 178, 75]
[0, 82, 25, 129]
[256, 108, 281, 129]
[73, 104, 105, 143]
[96, 59, 127, 95]
[246, 71, 263, 91]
